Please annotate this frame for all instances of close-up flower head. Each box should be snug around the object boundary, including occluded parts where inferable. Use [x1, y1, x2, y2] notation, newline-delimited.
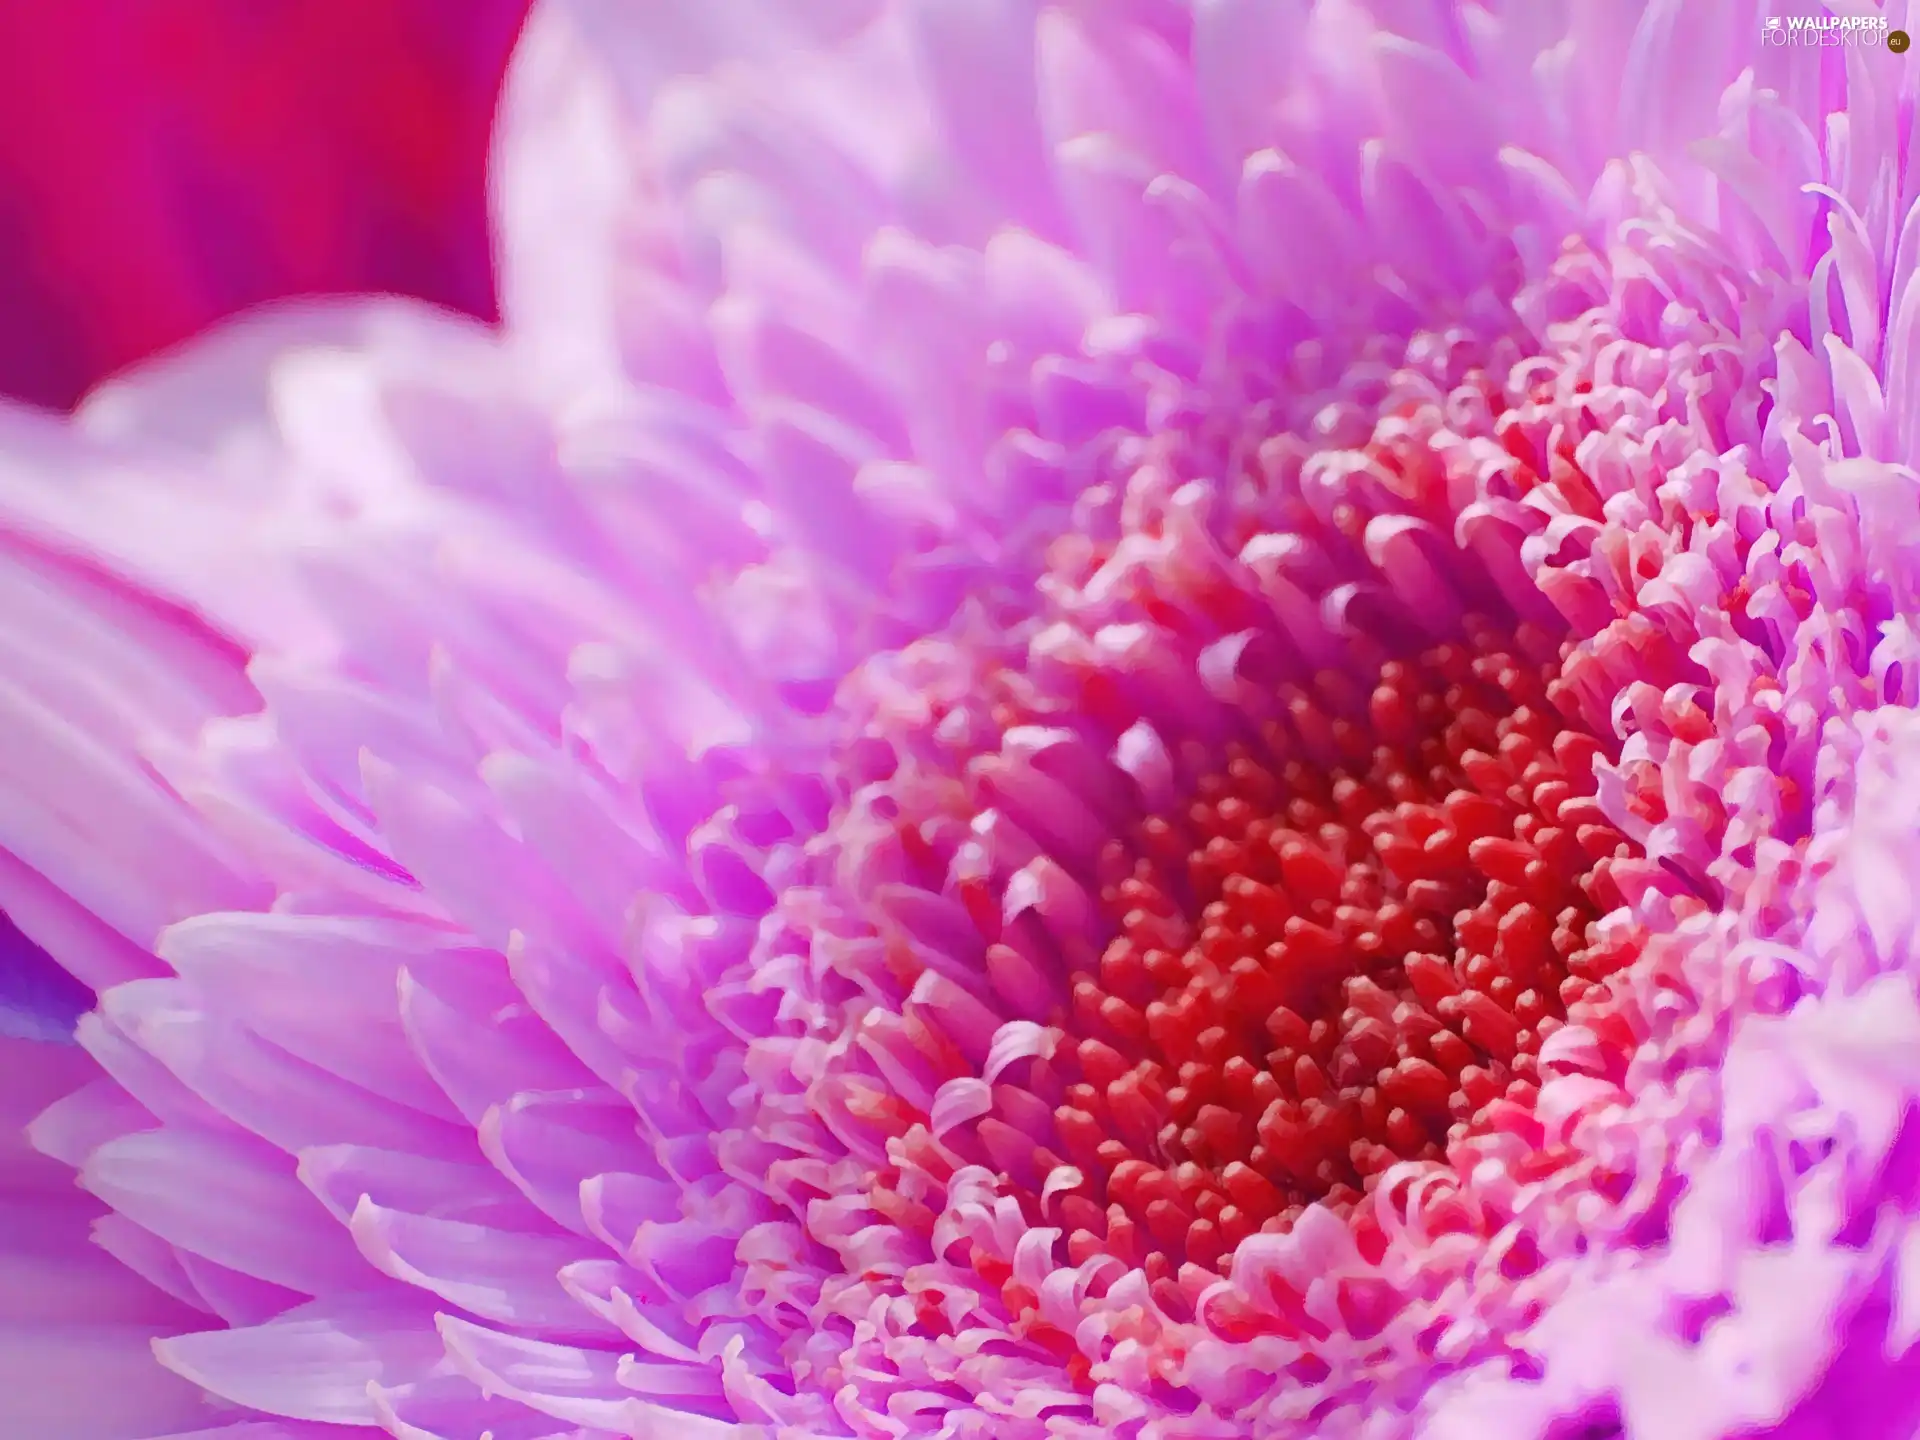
[5, 1, 1920, 1436]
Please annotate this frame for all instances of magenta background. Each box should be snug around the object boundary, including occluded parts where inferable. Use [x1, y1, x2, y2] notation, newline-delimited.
[0, 0, 534, 411]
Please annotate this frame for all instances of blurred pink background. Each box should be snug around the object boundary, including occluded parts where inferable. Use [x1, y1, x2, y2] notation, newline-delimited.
[0, 0, 533, 411]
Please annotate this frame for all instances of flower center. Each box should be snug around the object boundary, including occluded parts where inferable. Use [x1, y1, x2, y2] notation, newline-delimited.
[774, 317, 1700, 1381]
[903, 632, 1650, 1337]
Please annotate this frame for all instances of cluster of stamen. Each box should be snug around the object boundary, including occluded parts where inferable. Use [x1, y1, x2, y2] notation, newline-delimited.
[925, 621, 1648, 1322]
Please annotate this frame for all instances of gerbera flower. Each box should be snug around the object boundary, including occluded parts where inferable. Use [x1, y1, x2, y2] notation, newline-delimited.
[4, 1, 1919, 1436]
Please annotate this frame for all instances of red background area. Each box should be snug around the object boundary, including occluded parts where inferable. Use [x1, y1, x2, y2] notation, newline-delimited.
[0, 0, 533, 410]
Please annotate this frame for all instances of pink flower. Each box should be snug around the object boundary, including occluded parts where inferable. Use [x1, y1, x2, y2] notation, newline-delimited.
[5, 2, 1920, 1437]
[0, 0, 529, 409]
